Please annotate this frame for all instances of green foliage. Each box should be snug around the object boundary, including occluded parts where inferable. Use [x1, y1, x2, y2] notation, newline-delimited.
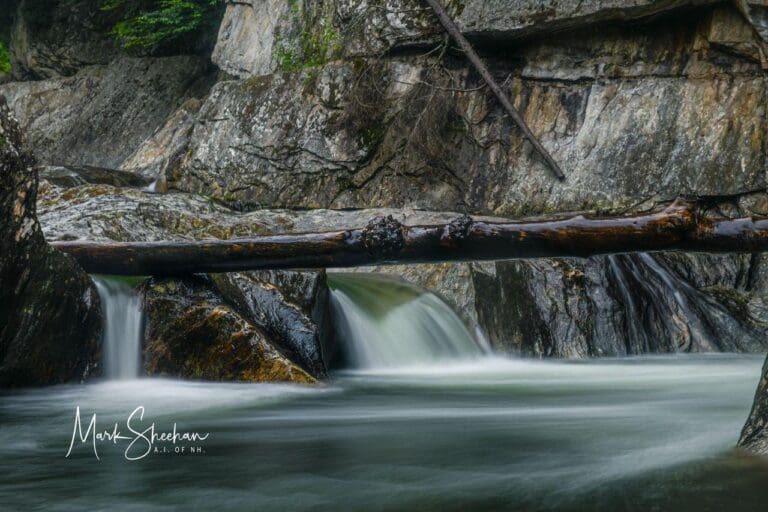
[275, 22, 340, 72]
[0, 41, 10, 75]
[101, 0, 219, 49]
[273, 0, 341, 72]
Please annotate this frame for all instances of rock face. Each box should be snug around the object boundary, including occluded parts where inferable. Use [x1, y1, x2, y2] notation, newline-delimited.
[212, 0, 292, 78]
[5, 0, 768, 366]
[0, 56, 213, 171]
[0, 97, 101, 387]
[142, 276, 314, 383]
[474, 252, 767, 357]
[167, 3, 766, 214]
[9, 0, 121, 79]
[456, 0, 733, 41]
[735, 0, 768, 42]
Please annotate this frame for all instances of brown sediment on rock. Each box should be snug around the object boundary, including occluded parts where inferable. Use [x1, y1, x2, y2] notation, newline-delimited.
[142, 277, 315, 384]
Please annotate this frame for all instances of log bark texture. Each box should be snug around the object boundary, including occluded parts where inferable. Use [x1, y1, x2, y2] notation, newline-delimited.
[50, 200, 768, 276]
[422, 0, 566, 180]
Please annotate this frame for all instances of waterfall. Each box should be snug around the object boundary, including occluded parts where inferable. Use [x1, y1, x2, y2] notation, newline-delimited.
[328, 273, 485, 369]
[92, 276, 143, 379]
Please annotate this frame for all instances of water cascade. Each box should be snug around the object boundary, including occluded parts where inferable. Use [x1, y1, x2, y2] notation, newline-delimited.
[328, 273, 486, 369]
[92, 276, 144, 379]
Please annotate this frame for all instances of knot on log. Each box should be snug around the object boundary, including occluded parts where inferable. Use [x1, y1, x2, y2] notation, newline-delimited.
[362, 215, 404, 258]
[664, 197, 697, 231]
[442, 214, 473, 244]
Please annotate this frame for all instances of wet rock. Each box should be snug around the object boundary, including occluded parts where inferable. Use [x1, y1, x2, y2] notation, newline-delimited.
[0, 97, 101, 387]
[0, 56, 213, 170]
[35, 182, 363, 377]
[211, 271, 332, 377]
[36, 181, 768, 359]
[480, 253, 767, 357]
[358, 250, 768, 358]
[38, 165, 152, 189]
[142, 276, 314, 383]
[740, 356, 768, 454]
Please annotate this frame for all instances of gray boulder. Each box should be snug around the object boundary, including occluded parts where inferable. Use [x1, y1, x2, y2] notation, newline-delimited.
[0, 56, 213, 170]
[0, 96, 101, 387]
[740, 356, 768, 454]
[212, 271, 332, 378]
[142, 276, 315, 383]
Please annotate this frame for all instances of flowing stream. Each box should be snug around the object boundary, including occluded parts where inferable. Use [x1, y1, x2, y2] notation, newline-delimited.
[0, 275, 766, 510]
[92, 276, 143, 379]
[328, 273, 486, 368]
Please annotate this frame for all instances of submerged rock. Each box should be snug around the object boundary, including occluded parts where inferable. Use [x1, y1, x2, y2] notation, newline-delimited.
[142, 277, 314, 384]
[0, 97, 101, 387]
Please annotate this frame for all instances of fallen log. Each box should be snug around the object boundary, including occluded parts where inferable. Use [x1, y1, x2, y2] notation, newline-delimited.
[50, 200, 768, 276]
[422, 0, 566, 181]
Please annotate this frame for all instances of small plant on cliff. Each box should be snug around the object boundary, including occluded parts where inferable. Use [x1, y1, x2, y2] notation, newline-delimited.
[274, 1, 340, 73]
[0, 42, 10, 75]
[275, 22, 339, 72]
[101, 0, 220, 49]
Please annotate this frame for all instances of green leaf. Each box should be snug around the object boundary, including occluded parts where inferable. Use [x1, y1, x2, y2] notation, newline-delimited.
[101, 0, 219, 49]
[0, 41, 10, 75]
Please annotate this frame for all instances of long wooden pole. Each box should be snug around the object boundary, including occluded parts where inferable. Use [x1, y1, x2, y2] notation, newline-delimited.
[422, 0, 566, 180]
[50, 200, 768, 276]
